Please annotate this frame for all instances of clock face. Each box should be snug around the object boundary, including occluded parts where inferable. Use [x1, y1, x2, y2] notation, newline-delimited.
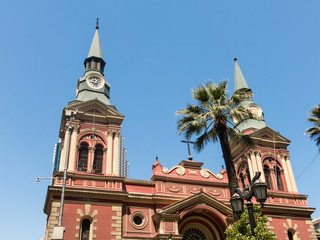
[87, 76, 103, 89]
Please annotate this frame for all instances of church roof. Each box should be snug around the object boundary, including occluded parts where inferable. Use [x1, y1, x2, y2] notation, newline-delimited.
[87, 27, 103, 59]
[234, 58, 249, 91]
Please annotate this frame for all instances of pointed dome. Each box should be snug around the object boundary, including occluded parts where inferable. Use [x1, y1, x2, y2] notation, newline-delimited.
[88, 27, 103, 59]
[234, 58, 249, 91]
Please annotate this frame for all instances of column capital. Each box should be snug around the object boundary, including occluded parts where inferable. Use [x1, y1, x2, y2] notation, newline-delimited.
[72, 124, 80, 131]
[107, 129, 121, 136]
[253, 149, 261, 157]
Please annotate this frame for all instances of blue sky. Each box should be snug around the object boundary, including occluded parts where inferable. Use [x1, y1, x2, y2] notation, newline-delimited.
[1, 1, 320, 239]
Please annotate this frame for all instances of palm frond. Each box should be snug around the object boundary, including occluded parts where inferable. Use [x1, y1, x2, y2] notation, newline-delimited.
[306, 104, 320, 149]
[228, 127, 255, 147]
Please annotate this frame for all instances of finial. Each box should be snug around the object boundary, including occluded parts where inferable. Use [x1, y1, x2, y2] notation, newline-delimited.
[234, 58, 237, 62]
[156, 156, 158, 160]
[96, 17, 100, 29]
[222, 165, 224, 169]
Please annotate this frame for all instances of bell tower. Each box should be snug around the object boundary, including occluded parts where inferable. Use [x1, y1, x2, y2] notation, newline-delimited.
[230, 59, 298, 194]
[56, 24, 124, 177]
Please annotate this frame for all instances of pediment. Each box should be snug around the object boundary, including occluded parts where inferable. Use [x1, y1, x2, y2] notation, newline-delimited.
[66, 99, 124, 118]
[157, 191, 232, 217]
[248, 126, 290, 145]
[59, 99, 124, 137]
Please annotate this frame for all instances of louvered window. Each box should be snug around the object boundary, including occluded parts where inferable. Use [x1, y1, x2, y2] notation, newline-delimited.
[264, 165, 272, 190]
[93, 144, 103, 173]
[78, 143, 88, 172]
[276, 166, 284, 191]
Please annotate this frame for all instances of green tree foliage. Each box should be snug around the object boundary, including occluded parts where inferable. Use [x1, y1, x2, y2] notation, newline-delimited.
[177, 81, 254, 196]
[225, 205, 276, 240]
[306, 104, 320, 151]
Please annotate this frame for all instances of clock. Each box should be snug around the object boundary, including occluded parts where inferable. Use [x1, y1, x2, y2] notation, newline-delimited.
[86, 76, 104, 89]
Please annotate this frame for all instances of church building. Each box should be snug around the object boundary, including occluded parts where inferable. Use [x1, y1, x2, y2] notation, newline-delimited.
[43, 25, 317, 240]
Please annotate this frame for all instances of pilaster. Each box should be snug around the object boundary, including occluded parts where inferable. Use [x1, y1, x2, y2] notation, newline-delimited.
[281, 153, 293, 192]
[113, 131, 120, 176]
[286, 155, 298, 192]
[69, 125, 79, 171]
[106, 130, 113, 174]
[59, 128, 69, 171]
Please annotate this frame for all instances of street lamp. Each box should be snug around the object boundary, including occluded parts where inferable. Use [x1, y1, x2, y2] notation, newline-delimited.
[230, 172, 267, 236]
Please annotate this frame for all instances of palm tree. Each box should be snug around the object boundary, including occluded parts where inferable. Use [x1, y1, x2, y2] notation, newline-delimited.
[177, 80, 254, 196]
[306, 104, 320, 150]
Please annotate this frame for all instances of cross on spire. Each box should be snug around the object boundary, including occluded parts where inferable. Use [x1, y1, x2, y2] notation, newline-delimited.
[96, 17, 100, 29]
[181, 138, 195, 160]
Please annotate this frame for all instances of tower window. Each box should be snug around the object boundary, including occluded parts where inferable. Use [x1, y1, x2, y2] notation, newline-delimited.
[78, 142, 89, 172]
[93, 144, 103, 173]
[263, 165, 272, 190]
[276, 166, 284, 191]
[94, 61, 98, 69]
[87, 62, 92, 70]
[246, 169, 251, 184]
[240, 173, 245, 189]
[80, 219, 91, 240]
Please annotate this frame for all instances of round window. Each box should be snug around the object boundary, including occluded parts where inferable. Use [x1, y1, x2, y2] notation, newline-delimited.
[131, 211, 147, 229]
[133, 215, 143, 225]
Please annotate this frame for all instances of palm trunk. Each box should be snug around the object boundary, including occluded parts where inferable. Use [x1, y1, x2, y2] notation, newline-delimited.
[216, 123, 239, 196]
[217, 123, 240, 221]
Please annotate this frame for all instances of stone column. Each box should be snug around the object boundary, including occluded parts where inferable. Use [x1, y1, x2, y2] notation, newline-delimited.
[88, 147, 95, 173]
[269, 167, 277, 190]
[249, 150, 258, 175]
[113, 131, 120, 176]
[286, 155, 298, 192]
[106, 130, 113, 174]
[59, 128, 69, 171]
[281, 153, 292, 192]
[245, 153, 254, 181]
[68, 125, 79, 171]
[255, 150, 265, 182]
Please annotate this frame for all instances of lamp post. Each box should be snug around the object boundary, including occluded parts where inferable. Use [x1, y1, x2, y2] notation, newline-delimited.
[52, 112, 76, 240]
[230, 172, 267, 236]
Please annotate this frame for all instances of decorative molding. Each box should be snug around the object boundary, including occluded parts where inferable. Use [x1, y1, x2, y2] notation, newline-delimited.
[83, 180, 95, 188]
[162, 166, 185, 176]
[187, 187, 202, 194]
[207, 189, 222, 196]
[200, 169, 223, 180]
[166, 185, 181, 193]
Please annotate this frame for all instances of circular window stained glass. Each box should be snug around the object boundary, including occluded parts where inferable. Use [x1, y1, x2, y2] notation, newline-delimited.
[183, 228, 207, 240]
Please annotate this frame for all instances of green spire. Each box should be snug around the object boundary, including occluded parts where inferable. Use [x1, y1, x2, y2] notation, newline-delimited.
[232, 58, 267, 133]
[87, 27, 103, 59]
[234, 58, 249, 91]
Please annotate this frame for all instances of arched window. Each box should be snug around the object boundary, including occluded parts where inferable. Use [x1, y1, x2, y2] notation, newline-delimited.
[276, 166, 284, 191]
[288, 229, 295, 240]
[93, 144, 103, 173]
[80, 219, 91, 240]
[78, 142, 88, 172]
[183, 228, 207, 240]
[240, 173, 245, 189]
[246, 169, 251, 185]
[264, 165, 272, 190]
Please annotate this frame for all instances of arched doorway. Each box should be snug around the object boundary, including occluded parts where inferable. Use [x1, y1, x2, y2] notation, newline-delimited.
[179, 207, 228, 240]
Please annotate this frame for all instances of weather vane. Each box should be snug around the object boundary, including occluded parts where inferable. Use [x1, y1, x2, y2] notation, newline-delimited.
[181, 138, 195, 160]
[96, 17, 100, 29]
